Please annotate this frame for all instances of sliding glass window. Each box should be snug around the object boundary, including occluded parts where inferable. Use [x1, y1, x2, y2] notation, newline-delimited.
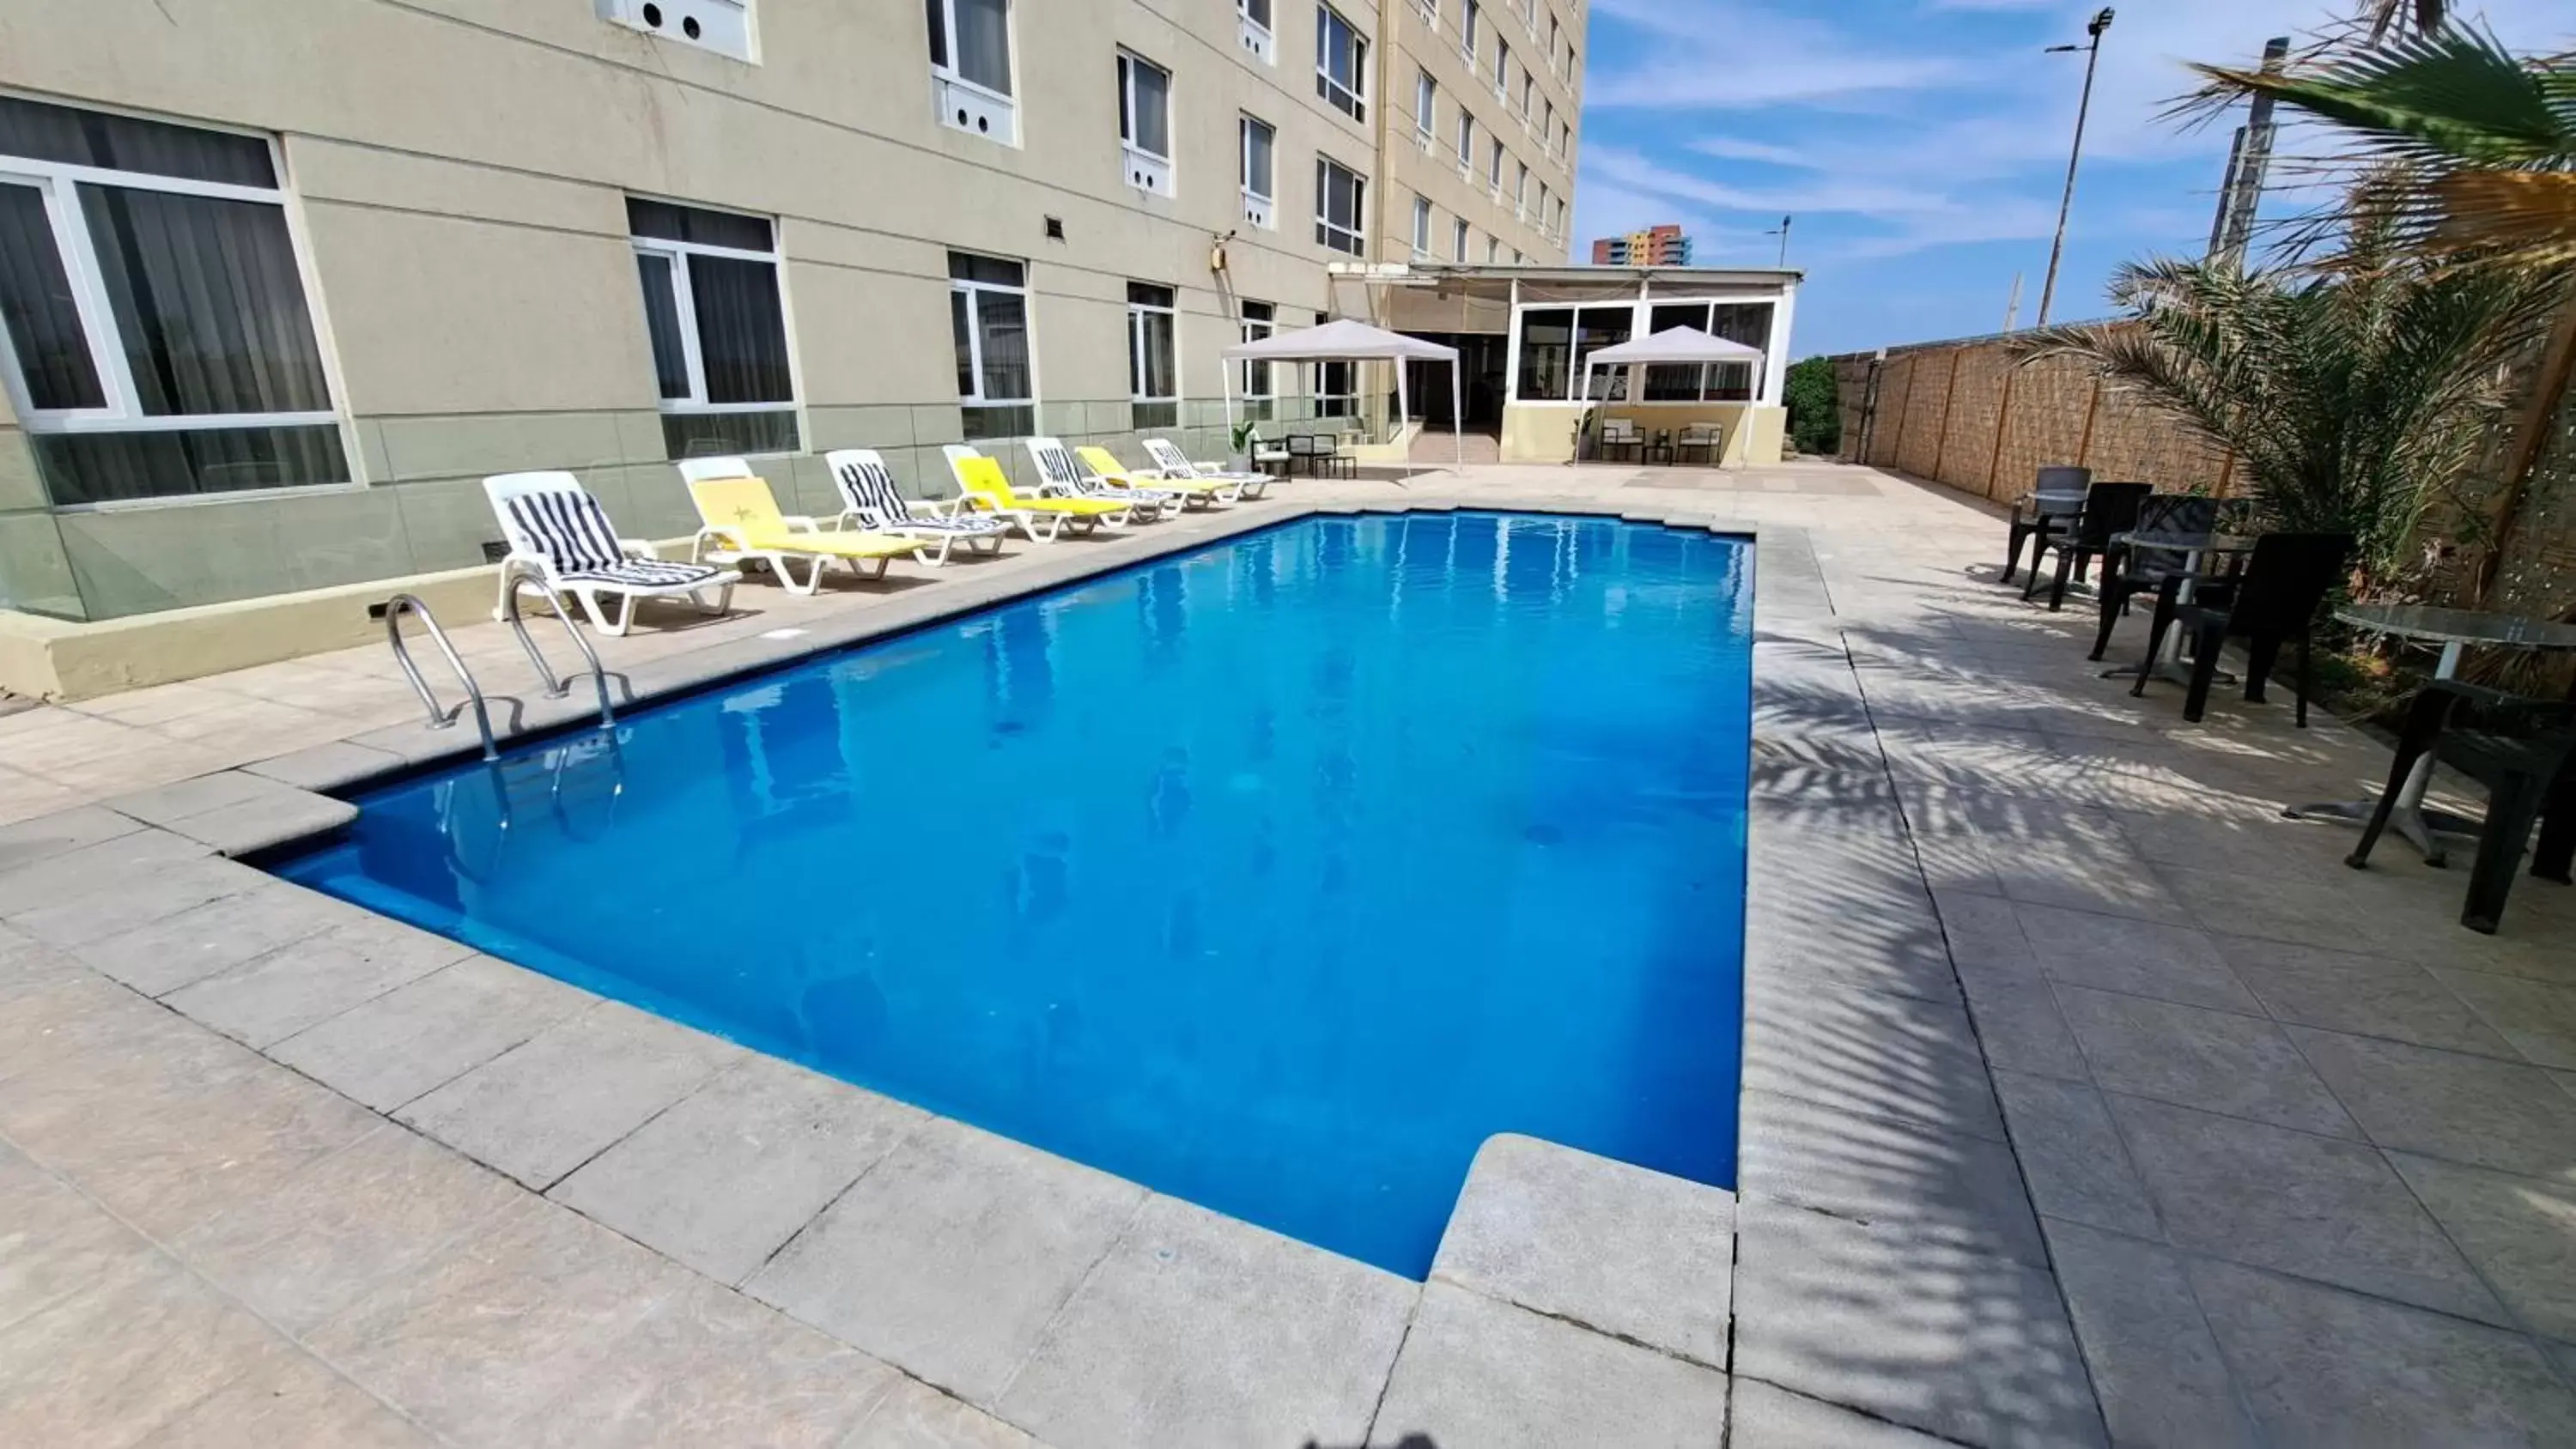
[629, 197, 799, 458]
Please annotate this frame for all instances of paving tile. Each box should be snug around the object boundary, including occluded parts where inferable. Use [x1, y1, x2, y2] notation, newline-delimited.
[2105, 1094, 2506, 1324]
[999, 1193, 1416, 1449]
[172, 1123, 525, 1337]
[0, 1251, 293, 1447]
[1364, 1282, 1725, 1449]
[1935, 888, 2038, 971]
[0, 1141, 158, 1337]
[0, 804, 142, 869]
[1738, 1088, 2047, 1269]
[0, 922, 82, 1004]
[1953, 961, 2092, 1082]
[550, 1055, 927, 1286]
[1428, 1133, 1733, 1367]
[161, 914, 476, 1048]
[267, 954, 597, 1111]
[504, 1278, 897, 1448]
[2288, 1027, 2576, 1181]
[2057, 985, 2360, 1138]
[2012, 902, 2263, 1013]
[2386, 1152, 2576, 1343]
[306, 1197, 695, 1444]
[105, 771, 284, 828]
[241, 739, 408, 792]
[135, 1340, 432, 1447]
[2189, 1258, 2576, 1446]
[396, 1000, 744, 1189]
[0, 969, 213, 1088]
[2436, 967, 2576, 1069]
[745, 1118, 1145, 1405]
[2040, 1219, 2261, 1448]
[1730, 1197, 2105, 1448]
[6, 852, 260, 948]
[68, 884, 346, 997]
[2219, 938, 2514, 1058]
[841, 1375, 1044, 1448]
[1740, 979, 2007, 1142]
[1989, 1070, 2160, 1238]
[161, 788, 358, 857]
[1728, 1379, 1954, 1446]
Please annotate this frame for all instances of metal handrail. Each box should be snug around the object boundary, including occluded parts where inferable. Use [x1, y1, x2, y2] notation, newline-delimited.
[499, 563, 617, 729]
[382, 594, 497, 761]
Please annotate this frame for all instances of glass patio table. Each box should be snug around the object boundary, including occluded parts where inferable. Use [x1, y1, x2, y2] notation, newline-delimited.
[2099, 530, 2259, 684]
[2286, 604, 2576, 864]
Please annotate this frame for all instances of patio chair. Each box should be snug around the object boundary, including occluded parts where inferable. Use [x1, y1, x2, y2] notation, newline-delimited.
[823, 449, 1007, 566]
[483, 471, 738, 637]
[1248, 430, 1294, 477]
[678, 461, 923, 594]
[2004, 465, 2090, 585]
[2089, 494, 2224, 660]
[2348, 680, 2576, 934]
[2134, 530, 2353, 726]
[1674, 421, 1722, 465]
[1285, 433, 1319, 476]
[1080, 446, 1230, 508]
[1312, 432, 1357, 478]
[943, 447, 1134, 541]
[1597, 417, 1644, 463]
[1023, 437, 1175, 521]
[2025, 481, 2150, 611]
[1140, 437, 1271, 499]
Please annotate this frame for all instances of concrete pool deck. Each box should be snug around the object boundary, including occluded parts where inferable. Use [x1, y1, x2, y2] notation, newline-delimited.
[3, 462, 2574, 1445]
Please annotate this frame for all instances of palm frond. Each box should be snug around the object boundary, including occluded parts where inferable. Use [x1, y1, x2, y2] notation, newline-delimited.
[2190, 27, 2572, 171]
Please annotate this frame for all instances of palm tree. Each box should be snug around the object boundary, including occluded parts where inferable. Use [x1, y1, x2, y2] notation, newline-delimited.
[2015, 179, 2560, 597]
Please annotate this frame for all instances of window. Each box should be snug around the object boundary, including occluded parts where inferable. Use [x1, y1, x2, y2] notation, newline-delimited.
[1237, 0, 1274, 64]
[1552, 195, 1566, 238]
[1315, 358, 1356, 416]
[1127, 282, 1178, 429]
[927, 0, 1016, 142]
[1415, 70, 1437, 149]
[1461, 0, 1478, 64]
[1485, 235, 1499, 264]
[1494, 39, 1510, 101]
[1512, 248, 1524, 264]
[1549, 15, 1561, 73]
[1487, 137, 1504, 193]
[1411, 195, 1433, 258]
[1522, 72, 1535, 120]
[1516, 304, 1636, 400]
[1315, 6, 1368, 122]
[0, 99, 346, 506]
[1455, 111, 1474, 180]
[1544, 100, 1556, 155]
[1239, 300, 1275, 418]
[1641, 300, 1773, 402]
[1239, 114, 1275, 227]
[629, 198, 799, 459]
[1117, 51, 1174, 195]
[1536, 181, 1551, 236]
[1315, 156, 1365, 256]
[1452, 218, 1469, 263]
[1515, 161, 1529, 218]
[948, 251, 1033, 439]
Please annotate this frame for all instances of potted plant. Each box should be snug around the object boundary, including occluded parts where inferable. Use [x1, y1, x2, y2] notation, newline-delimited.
[1229, 419, 1261, 472]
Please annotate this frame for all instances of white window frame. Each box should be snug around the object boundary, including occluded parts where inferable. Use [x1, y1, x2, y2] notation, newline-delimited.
[1237, 0, 1275, 64]
[1485, 235, 1499, 264]
[1487, 136, 1504, 198]
[1315, 5, 1369, 123]
[1238, 113, 1276, 228]
[1637, 298, 1776, 403]
[951, 253, 1036, 421]
[1455, 111, 1474, 182]
[629, 206, 799, 441]
[927, 0, 1019, 145]
[1116, 50, 1176, 197]
[1493, 39, 1510, 102]
[1126, 282, 1180, 425]
[1313, 357, 1357, 417]
[1239, 299, 1276, 405]
[1515, 161, 1528, 221]
[1315, 155, 1365, 256]
[1461, 0, 1479, 68]
[1452, 218, 1469, 263]
[1411, 195, 1433, 260]
[1414, 69, 1437, 153]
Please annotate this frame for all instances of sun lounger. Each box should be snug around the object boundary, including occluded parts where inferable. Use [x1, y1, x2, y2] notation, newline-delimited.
[678, 458, 920, 593]
[1023, 437, 1175, 522]
[942, 446, 1134, 541]
[1141, 437, 1272, 500]
[1075, 446, 1231, 509]
[484, 470, 738, 636]
[824, 448, 1008, 566]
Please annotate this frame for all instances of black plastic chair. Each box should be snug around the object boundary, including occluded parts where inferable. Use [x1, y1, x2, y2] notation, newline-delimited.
[2026, 482, 2150, 611]
[1286, 433, 1318, 476]
[2090, 495, 2224, 660]
[2134, 531, 2352, 726]
[2004, 465, 2090, 585]
[2348, 681, 2576, 934]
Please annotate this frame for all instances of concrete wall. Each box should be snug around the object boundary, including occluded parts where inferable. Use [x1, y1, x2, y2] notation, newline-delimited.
[1379, 1, 1581, 266]
[1832, 333, 2234, 504]
[0, 0, 1579, 622]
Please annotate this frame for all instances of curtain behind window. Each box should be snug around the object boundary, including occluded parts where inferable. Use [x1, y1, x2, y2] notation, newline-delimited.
[954, 0, 1012, 94]
[0, 185, 106, 409]
[634, 254, 690, 401]
[685, 254, 792, 404]
[1131, 63, 1170, 157]
[79, 185, 331, 417]
[975, 290, 1030, 401]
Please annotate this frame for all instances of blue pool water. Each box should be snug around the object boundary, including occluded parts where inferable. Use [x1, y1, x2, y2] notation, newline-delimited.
[279, 512, 1753, 1276]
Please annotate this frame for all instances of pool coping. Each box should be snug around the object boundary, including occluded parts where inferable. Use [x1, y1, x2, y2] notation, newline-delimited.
[16, 494, 2107, 1446]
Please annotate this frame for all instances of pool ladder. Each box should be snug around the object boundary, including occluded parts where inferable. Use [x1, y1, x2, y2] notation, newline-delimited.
[382, 582, 617, 762]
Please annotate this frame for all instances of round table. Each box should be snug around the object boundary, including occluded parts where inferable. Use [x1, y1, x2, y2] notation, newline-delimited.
[2287, 604, 2576, 864]
[2099, 530, 2260, 685]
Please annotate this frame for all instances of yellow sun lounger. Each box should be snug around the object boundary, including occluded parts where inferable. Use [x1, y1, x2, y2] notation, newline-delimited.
[1076, 446, 1229, 510]
[947, 453, 1133, 543]
[684, 474, 920, 594]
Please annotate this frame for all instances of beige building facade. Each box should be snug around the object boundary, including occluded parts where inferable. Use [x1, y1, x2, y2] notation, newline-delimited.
[0, 0, 1587, 626]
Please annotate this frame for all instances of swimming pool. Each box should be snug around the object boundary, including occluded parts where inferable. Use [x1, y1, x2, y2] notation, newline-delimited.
[280, 512, 1753, 1276]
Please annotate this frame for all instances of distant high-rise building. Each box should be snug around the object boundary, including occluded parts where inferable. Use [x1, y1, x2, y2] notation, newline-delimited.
[1589, 224, 1692, 266]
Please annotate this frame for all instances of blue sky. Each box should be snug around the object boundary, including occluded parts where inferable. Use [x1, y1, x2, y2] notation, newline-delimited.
[1569, 0, 2572, 358]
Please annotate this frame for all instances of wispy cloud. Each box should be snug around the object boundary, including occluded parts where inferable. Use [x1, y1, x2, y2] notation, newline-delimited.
[1686, 136, 1816, 168]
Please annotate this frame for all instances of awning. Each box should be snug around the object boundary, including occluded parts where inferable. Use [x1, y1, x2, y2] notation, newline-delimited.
[1220, 316, 1461, 362]
[1580, 325, 1765, 366]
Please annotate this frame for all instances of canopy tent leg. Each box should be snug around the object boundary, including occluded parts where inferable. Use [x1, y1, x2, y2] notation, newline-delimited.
[1450, 359, 1462, 473]
[1395, 358, 1413, 482]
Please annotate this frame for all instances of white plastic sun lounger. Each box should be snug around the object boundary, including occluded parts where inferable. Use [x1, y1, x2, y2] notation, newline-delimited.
[823, 449, 1008, 567]
[485, 471, 738, 637]
[941, 444, 1134, 541]
[1023, 437, 1176, 523]
[1141, 437, 1273, 500]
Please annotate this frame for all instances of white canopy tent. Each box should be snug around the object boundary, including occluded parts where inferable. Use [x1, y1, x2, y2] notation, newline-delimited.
[1578, 325, 1769, 469]
[1220, 318, 1462, 478]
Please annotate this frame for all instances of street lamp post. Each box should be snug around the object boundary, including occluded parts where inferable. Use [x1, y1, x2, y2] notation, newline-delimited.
[2037, 7, 2113, 327]
[1765, 214, 1792, 268]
